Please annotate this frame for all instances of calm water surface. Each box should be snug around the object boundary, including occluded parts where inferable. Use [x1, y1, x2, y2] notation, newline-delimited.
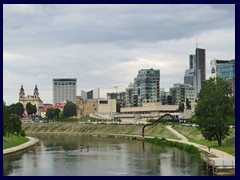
[3, 135, 210, 176]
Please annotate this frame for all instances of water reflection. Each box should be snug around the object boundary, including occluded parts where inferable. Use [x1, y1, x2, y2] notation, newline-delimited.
[3, 134, 209, 176]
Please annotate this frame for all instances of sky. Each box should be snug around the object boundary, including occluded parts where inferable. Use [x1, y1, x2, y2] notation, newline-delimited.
[3, 4, 235, 105]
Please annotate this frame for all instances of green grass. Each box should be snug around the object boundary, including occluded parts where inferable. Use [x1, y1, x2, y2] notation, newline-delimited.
[173, 124, 235, 156]
[3, 134, 29, 149]
[22, 122, 180, 140]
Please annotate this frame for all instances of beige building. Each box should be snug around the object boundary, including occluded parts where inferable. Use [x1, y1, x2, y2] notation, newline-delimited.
[115, 103, 179, 120]
[76, 98, 116, 116]
[19, 85, 44, 116]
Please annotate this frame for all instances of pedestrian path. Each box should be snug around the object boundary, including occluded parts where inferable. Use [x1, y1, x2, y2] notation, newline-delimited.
[165, 125, 235, 160]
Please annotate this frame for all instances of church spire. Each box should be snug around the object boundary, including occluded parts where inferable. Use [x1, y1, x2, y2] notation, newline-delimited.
[19, 85, 25, 100]
[33, 84, 39, 98]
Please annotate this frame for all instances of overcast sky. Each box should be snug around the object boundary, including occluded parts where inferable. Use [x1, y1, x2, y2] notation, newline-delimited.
[3, 4, 235, 105]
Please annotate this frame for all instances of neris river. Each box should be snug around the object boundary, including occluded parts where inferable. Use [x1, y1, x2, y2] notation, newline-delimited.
[3, 135, 211, 176]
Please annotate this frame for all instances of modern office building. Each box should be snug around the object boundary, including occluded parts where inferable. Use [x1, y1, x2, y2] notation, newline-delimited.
[53, 78, 77, 105]
[195, 48, 206, 87]
[210, 59, 235, 95]
[160, 88, 172, 105]
[211, 59, 235, 80]
[184, 48, 205, 98]
[125, 68, 160, 107]
[189, 54, 196, 69]
[81, 88, 100, 100]
[169, 83, 195, 105]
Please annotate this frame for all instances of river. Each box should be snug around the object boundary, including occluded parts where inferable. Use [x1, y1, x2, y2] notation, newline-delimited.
[3, 134, 211, 176]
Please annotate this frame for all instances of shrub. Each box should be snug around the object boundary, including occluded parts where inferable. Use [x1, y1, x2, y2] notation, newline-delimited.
[20, 129, 26, 137]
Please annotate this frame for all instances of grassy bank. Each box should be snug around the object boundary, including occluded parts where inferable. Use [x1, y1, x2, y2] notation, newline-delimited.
[3, 134, 29, 149]
[172, 124, 235, 156]
[145, 137, 201, 160]
[22, 122, 180, 140]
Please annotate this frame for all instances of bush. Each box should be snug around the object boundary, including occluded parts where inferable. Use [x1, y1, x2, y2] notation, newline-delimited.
[20, 129, 26, 137]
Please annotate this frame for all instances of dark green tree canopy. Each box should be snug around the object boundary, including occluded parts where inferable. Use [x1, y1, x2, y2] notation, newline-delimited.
[8, 102, 25, 118]
[63, 101, 76, 118]
[195, 77, 234, 146]
[26, 102, 37, 116]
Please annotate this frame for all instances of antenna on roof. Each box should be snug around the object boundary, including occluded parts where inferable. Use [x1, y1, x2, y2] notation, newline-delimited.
[196, 36, 198, 48]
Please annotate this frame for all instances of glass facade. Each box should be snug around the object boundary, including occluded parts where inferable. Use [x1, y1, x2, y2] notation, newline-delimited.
[125, 68, 160, 107]
[216, 60, 235, 80]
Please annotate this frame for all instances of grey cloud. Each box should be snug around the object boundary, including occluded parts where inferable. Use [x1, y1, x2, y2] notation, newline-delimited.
[3, 4, 235, 105]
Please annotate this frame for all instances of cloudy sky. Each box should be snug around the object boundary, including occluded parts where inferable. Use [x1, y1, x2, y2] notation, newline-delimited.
[3, 4, 235, 105]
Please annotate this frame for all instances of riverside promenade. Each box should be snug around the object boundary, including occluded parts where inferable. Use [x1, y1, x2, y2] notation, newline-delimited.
[3, 136, 39, 156]
[166, 125, 235, 175]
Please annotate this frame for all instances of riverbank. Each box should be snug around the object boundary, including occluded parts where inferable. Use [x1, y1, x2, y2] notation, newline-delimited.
[3, 136, 39, 156]
[3, 134, 29, 149]
[22, 122, 180, 140]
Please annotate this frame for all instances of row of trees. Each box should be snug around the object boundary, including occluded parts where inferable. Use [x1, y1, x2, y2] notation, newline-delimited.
[3, 103, 24, 137]
[46, 101, 77, 120]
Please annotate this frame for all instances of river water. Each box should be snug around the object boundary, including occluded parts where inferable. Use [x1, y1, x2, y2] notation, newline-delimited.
[3, 134, 210, 176]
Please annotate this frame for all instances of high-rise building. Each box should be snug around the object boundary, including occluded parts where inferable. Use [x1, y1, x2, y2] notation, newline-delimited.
[184, 48, 205, 98]
[211, 59, 235, 80]
[210, 59, 235, 95]
[169, 83, 195, 105]
[53, 78, 77, 105]
[125, 68, 160, 107]
[189, 54, 196, 69]
[195, 48, 206, 87]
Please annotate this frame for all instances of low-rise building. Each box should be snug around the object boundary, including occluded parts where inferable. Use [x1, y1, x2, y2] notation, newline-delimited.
[115, 103, 179, 121]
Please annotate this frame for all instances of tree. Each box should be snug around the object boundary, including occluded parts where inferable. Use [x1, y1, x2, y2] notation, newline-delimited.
[10, 114, 22, 136]
[178, 102, 184, 112]
[8, 102, 25, 118]
[195, 77, 234, 146]
[186, 98, 191, 110]
[53, 108, 61, 119]
[26, 102, 37, 119]
[46, 107, 54, 119]
[3, 104, 10, 136]
[63, 102, 76, 118]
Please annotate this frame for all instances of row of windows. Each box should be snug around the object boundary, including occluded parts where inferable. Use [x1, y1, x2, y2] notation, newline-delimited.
[54, 82, 76, 85]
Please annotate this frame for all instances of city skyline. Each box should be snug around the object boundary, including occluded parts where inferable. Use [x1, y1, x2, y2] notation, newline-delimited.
[3, 4, 235, 105]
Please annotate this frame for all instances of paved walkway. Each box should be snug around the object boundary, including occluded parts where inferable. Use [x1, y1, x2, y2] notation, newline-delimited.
[166, 125, 235, 160]
[3, 136, 39, 155]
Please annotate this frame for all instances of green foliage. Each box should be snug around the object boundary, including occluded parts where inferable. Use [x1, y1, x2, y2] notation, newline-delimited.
[26, 102, 37, 117]
[8, 102, 25, 118]
[145, 137, 200, 160]
[3, 104, 24, 137]
[186, 98, 191, 110]
[20, 129, 26, 137]
[195, 77, 234, 146]
[3, 104, 10, 136]
[178, 102, 184, 112]
[63, 102, 77, 118]
[46, 108, 61, 120]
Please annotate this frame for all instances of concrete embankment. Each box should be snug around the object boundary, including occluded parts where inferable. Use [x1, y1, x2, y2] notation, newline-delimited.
[3, 136, 39, 156]
[22, 122, 180, 140]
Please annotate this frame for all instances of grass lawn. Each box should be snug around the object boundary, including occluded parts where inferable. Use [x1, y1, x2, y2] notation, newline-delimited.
[3, 134, 29, 149]
[173, 124, 235, 156]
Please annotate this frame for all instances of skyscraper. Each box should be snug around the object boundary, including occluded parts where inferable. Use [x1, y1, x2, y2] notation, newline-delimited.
[184, 48, 205, 98]
[195, 48, 206, 87]
[53, 78, 77, 105]
[125, 68, 160, 107]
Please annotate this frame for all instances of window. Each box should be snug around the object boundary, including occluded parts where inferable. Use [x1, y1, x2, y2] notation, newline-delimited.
[99, 100, 108, 104]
